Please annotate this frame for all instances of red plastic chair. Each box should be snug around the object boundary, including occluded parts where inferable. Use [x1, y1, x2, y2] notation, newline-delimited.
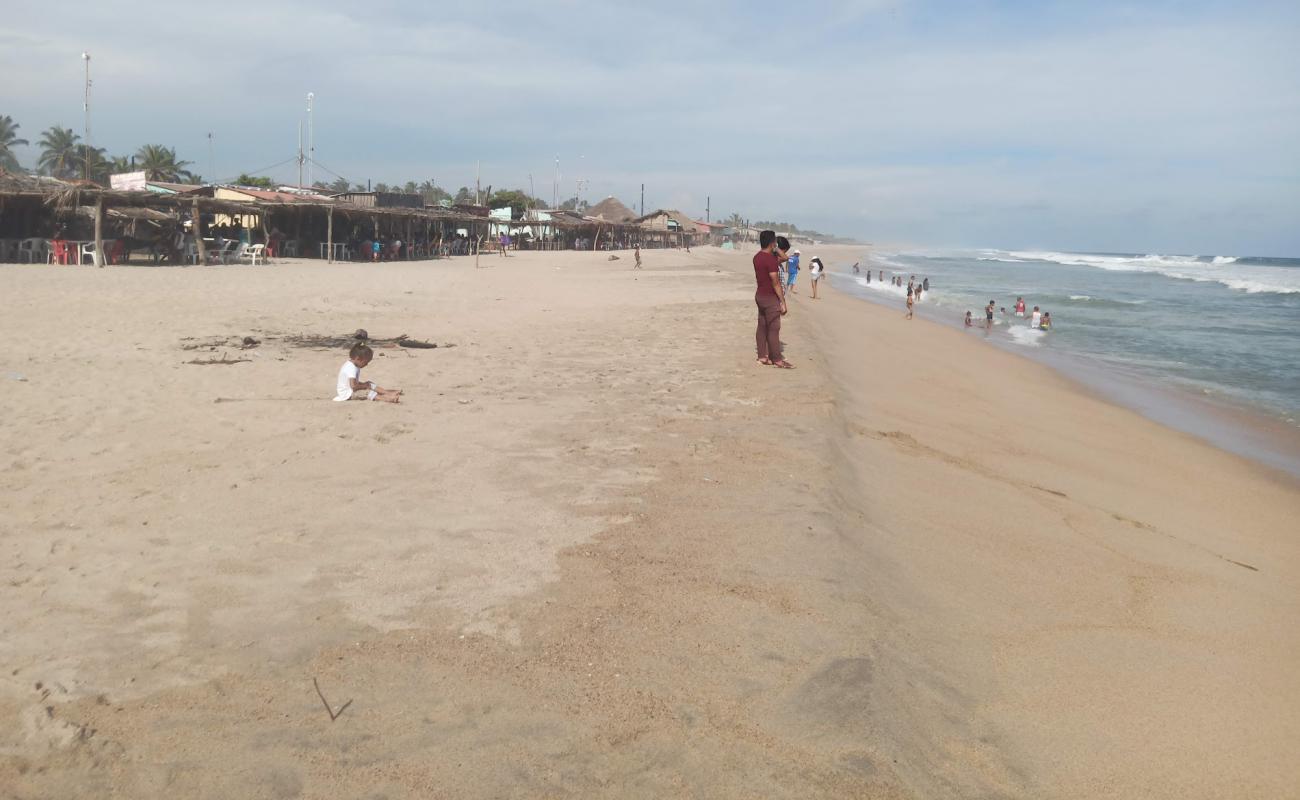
[51, 240, 69, 265]
[108, 239, 126, 265]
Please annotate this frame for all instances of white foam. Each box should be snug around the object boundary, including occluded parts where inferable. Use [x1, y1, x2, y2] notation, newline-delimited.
[1069, 294, 1092, 300]
[1008, 250, 1300, 295]
[1006, 326, 1047, 347]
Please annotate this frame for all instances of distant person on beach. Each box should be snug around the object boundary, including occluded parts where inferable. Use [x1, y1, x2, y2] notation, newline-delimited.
[499, 233, 509, 256]
[852, 262, 860, 274]
[866, 269, 872, 283]
[335, 343, 401, 403]
[923, 277, 930, 292]
[1015, 297, 1026, 316]
[372, 239, 382, 262]
[986, 300, 996, 329]
[1040, 312, 1052, 330]
[808, 257, 824, 298]
[787, 248, 801, 293]
[634, 244, 642, 269]
[1031, 306, 1042, 328]
[906, 287, 914, 319]
[914, 283, 923, 302]
[753, 230, 792, 368]
[878, 270, 883, 281]
[965, 310, 973, 327]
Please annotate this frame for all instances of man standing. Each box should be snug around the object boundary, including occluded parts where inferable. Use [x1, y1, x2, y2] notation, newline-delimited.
[754, 230, 792, 368]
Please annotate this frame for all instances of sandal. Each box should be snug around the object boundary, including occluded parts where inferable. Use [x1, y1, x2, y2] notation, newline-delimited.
[756, 358, 772, 366]
[773, 360, 795, 369]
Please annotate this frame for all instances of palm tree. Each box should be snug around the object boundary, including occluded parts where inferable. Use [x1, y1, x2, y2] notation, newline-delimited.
[109, 154, 133, 174]
[37, 126, 82, 178]
[329, 177, 350, 193]
[78, 145, 110, 184]
[135, 144, 193, 182]
[0, 115, 28, 171]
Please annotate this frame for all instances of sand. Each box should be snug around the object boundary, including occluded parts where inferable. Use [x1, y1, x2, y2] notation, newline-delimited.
[0, 247, 1296, 798]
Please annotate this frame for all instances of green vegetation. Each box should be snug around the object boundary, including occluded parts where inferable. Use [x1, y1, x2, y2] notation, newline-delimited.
[233, 174, 275, 189]
[0, 115, 28, 171]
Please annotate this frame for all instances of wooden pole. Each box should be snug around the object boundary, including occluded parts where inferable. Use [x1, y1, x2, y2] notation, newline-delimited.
[192, 198, 206, 265]
[93, 196, 105, 267]
[326, 206, 334, 263]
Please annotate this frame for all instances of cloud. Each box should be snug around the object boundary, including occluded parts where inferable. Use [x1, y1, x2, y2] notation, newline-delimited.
[1, 0, 1296, 253]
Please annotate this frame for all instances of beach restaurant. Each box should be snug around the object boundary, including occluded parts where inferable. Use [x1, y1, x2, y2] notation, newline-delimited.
[0, 170, 494, 266]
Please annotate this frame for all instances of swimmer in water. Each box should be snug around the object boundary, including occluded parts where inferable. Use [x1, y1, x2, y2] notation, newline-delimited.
[1040, 312, 1052, 330]
[964, 311, 973, 327]
[1030, 306, 1041, 328]
[1015, 297, 1026, 317]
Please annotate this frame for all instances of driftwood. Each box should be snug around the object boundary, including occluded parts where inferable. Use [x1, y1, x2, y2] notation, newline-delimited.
[312, 677, 352, 722]
[282, 333, 450, 350]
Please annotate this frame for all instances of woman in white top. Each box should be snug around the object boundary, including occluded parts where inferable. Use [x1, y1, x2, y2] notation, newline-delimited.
[807, 257, 825, 299]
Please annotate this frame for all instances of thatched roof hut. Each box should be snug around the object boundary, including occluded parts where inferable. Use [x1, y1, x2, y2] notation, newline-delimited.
[587, 196, 637, 223]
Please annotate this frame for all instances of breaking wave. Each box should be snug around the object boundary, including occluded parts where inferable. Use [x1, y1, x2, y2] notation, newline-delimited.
[1003, 251, 1300, 295]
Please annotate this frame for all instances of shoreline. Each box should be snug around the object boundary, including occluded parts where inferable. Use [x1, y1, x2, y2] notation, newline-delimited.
[820, 250, 1300, 478]
[1, 248, 1296, 797]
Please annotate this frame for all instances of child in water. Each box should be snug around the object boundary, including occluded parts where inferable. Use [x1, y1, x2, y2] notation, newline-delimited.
[906, 288, 914, 319]
[964, 311, 973, 327]
[1040, 312, 1052, 330]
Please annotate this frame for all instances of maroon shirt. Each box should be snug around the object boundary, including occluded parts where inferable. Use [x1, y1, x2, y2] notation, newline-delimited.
[754, 250, 779, 296]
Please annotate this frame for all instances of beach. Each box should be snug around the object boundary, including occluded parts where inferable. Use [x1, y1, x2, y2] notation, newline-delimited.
[1, 247, 1297, 798]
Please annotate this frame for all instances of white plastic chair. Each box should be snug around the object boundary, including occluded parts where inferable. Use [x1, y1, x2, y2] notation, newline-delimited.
[19, 238, 46, 263]
[240, 244, 267, 265]
[79, 241, 98, 265]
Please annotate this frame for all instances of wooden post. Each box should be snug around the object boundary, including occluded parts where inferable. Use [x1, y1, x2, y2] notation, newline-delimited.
[93, 196, 105, 267]
[326, 206, 334, 263]
[192, 198, 207, 266]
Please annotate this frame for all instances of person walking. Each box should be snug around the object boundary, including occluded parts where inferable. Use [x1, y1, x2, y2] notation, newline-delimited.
[634, 243, 642, 269]
[808, 256, 825, 299]
[754, 230, 792, 368]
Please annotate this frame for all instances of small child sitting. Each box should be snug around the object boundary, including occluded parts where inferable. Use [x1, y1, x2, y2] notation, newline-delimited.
[335, 343, 401, 403]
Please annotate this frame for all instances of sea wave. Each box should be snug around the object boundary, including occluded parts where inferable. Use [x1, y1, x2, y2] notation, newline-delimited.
[1006, 251, 1300, 295]
[1006, 326, 1047, 347]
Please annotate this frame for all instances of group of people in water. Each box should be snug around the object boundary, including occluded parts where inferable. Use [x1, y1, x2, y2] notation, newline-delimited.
[849, 263, 1055, 332]
[964, 297, 1052, 330]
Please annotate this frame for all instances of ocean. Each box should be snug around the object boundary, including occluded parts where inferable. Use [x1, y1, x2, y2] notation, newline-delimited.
[825, 249, 1300, 475]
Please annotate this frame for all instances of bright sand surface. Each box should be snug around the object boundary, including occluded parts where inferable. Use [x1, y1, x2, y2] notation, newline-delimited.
[1, 247, 1297, 798]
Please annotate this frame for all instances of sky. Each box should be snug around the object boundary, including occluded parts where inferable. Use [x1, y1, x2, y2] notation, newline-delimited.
[2, 0, 1298, 254]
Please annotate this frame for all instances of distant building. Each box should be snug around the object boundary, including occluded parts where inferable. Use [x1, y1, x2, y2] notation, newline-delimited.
[633, 209, 701, 247]
[331, 191, 423, 209]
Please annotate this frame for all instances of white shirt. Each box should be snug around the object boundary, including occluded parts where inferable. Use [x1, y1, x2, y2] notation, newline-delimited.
[336, 360, 362, 401]
[809, 259, 823, 276]
[1030, 311, 1041, 327]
